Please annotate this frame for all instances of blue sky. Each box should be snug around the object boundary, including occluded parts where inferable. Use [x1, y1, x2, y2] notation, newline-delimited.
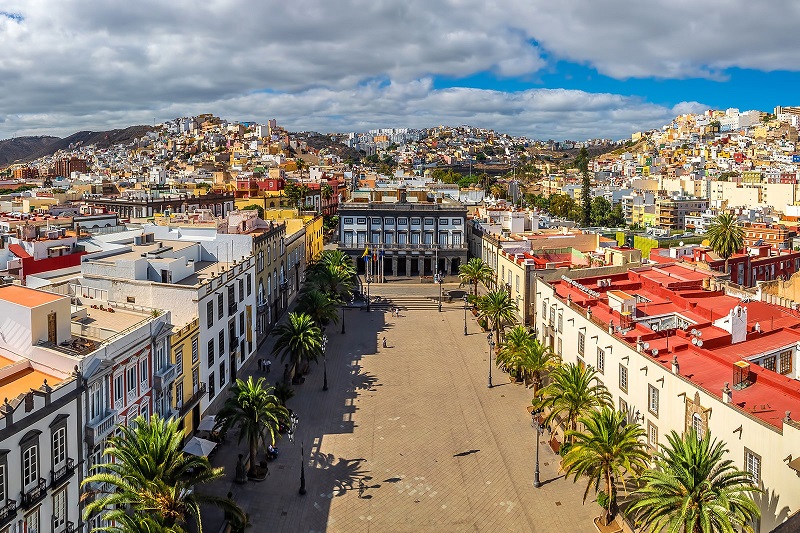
[1, 0, 799, 141]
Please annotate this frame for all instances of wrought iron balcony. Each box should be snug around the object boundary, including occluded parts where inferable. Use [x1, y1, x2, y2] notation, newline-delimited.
[153, 363, 178, 390]
[0, 499, 17, 528]
[20, 478, 47, 509]
[51, 458, 76, 488]
[51, 517, 75, 533]
[85, 409, 118, 448]
[179, 383, 206, 417]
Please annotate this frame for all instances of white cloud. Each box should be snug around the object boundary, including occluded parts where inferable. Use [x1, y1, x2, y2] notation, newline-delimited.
[0, 0, 788, 140]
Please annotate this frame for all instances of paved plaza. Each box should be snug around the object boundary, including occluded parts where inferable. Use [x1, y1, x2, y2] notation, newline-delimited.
[200, 282, 598, 532]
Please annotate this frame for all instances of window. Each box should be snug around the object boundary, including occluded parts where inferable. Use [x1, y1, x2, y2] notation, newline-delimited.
[24, 509, 39, 533]
[208, 340, 215, 367]
[114, 374, 124, 405]
[240, 312, 245, 335]
[398, 217, 408, 225]
[228, 285, 236, 313]
[0, 464, 5, 502]
[247, 273, 252, 296]
[89, 381, 102, 420]
[371, 217, 381, 225]
[175, 382, 184, 407]
[23, 444, 38, 487]
[52, 427, 66, 467]
[515, 275, 519, 292]
[175, 349, 183, 377]
[439, 218, 448, 226]
[691, 413, 705, 440]
[557, 337, 562, 356]
[578, 331, 585, 357]
[344, 217, 354, 224]
[127, 367, 137, 393]
[424, 218, 434, 225]
[217, 294, 224, 319]
[208, 373, 216, 399]
[192, 367, 199, 393]
[619, 364, 628, 393]
[596, 347, 605, 373]
[648, 384, 659, 416]
[384, 217, 395, 225]
[780, 350, 792, 374]
[558, 313, 563, 333]
[356, 217, 367, 224]
[745, 448, 761, 483]
[191, 337, 199, 364]
[206, 300, 214, 328]
[411, 217, 421, 225]
[219, 361, 226, 387]
[549, 307, 555, 326]
[619, 397, 628, 417]
[219, 330, 225, 356]
[140, 359, 148, 387]
[239, 279, 244, 302]
[647, 422, 658, 449]
[453, 218, 462, 225]
[53, 488, 67, 529]
[762, 355, 776, 372]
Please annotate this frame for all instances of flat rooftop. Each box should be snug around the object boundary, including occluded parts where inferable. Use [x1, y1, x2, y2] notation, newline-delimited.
[0, 357, 63, 401]
[0, 285, 66, 307]
[552, 265, 800, 428]
[93, 239, 197, 262]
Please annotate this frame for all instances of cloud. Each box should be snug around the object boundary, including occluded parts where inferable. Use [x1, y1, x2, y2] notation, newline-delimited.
[0, 0, 785, 140]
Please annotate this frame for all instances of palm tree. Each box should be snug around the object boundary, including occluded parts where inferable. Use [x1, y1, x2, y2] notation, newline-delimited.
[628, 429, 761, 533]
[535, 363, 611, 444]
[272, 312, 323, 379]
[305, 261, 354, 303]
[216, 376, 288, 478]
[519, 336, 560, 396]
[497, 325, 532, 381]
[477, 289, 518, 347]
[706, 213, 744, 275]
[458, 258, 494, 296]
[296, 288, 339, 327]
[562, 407, 649, 526]
[496, 326, 559, 392]
[95, 514, 187, 533]
[82, 415, 242, 532]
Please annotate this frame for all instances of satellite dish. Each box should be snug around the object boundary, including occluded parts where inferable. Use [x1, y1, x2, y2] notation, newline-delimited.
[696, 331, 702, 337]
[651, 323, 659, 331]
[692, 337, 698, 345]
[652, 348, 659, 356]
[697, 340, 704, 347]
[691, 328, 699, 336]
[643, 342, 650, 350]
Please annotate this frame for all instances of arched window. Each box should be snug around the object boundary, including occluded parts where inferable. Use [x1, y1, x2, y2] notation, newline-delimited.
[258, 281, 265, 305]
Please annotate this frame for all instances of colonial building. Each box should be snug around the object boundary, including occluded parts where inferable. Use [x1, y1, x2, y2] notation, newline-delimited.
[83, 191, 235, 220]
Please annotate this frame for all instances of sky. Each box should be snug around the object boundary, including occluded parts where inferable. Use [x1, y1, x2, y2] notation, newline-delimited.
[1, 0, 800, 141]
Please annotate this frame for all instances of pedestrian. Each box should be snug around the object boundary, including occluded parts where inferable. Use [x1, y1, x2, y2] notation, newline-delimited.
[382, 337, 387, 348]
[258, 358, 263, 372]
[265, 359, 272, 373]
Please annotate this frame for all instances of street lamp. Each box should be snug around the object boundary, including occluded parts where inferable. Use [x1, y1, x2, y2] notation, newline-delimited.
[322, 334, 329, 391]
[487, 333, 495, 388]
[365, 274, 373, 312]
[463, 295, 469, 336]
[531, 408, 546, 488]
[299, 440, 307, 495]
[435, 272, 444, 312]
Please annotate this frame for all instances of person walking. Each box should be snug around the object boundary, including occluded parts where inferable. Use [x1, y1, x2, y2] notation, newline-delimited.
[382, 337, 387, 348]
[265, 359, 272, 373]
[258, 358, 263, 372]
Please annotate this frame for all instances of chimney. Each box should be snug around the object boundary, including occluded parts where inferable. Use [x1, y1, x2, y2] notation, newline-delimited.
[608, 319, 614, 335]
[637, 336, 643, 353]
[722, 382, 732, 404]
[587, 306, 592, 320]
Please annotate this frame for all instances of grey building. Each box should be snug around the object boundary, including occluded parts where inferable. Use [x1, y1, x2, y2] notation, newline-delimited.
[338, 188, 467, 278]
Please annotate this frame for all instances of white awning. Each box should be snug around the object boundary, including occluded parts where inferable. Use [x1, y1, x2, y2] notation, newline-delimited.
[182, 437, 217, 457]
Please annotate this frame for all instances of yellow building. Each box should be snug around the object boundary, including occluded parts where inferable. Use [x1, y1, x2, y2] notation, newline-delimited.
[171, 317, 203, 440]
[304, 214, 324, 263]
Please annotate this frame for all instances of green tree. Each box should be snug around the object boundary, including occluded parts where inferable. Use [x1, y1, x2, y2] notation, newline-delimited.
[272, 312, 323, 379]
[321, 183, 334, 201]
[458, 257, 495, 296]
[477, 289, 518, 347]
[296, 288, 340, 327]
[496, 326, 559, 393]
[608, 204, 625, 227]
[284, 182, 303, 211]
[590, 197, 612, 227]
[216, 377, 288, 478]
[534, 363, 611, 443]
[628, 429, 761, 533]
[562, 407, 649, 525]
[82, 415, 242, 532]
[305, 260, 355, 302]
[707, 213, 744, 274]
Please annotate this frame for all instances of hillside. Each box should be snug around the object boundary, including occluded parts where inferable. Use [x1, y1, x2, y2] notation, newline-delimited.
[0, 136, 59, 166]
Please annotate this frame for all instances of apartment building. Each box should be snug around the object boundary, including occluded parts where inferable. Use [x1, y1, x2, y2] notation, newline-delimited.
[84, 191, 235, 219]
[338, 188, 468, 277]
[534, 267, 800, 531]
[742, 223, 796, 249]
[656, 197, 708, 230]
[170, 317, 203, 439]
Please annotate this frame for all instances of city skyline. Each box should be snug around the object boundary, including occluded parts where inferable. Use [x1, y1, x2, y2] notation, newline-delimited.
[1, 0, 799, 140]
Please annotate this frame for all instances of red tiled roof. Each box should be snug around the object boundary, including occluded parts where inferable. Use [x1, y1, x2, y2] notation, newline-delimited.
[8, 243, 31, 259]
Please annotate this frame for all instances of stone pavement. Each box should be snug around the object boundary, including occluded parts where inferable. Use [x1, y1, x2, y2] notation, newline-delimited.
[199, 281, 599, 533]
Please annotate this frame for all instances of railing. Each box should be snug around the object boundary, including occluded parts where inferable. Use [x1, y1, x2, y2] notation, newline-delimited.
[339, 242, 466, 251]
[20, 478, 47, 509]
[51, 517, 75, 533]
[51, 458, 75, 488]
[0, 499, 16, 527]
[153, 364, 178, 390]
[86, 409, 118, 448]
[71, 322, 117, 341]
[179, 384, 206, 417]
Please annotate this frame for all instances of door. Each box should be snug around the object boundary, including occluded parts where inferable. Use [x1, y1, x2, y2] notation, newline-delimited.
[48, 312, 57, 344]
[192, 405, 200, 435]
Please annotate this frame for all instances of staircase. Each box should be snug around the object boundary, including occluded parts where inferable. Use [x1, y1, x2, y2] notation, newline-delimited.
[369, 294, 459, 311]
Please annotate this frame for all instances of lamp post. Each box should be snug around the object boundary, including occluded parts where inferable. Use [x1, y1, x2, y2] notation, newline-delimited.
[463, 295, 469, 336]
[299, 440, 307, 495]
[341, 305, 346, 334]
[322, 334, 329, 391]
[436, 272, 443, 312]
[487, 333, 495, 388]
[531, 408, 545, 488]
[366, 274, 373, 312]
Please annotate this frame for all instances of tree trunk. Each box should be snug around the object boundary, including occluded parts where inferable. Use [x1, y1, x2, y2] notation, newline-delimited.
[603, 469, 615, 526]
[249, 439, 258, 476]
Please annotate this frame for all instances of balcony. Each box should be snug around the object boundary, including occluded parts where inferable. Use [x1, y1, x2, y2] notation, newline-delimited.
[179, 383, 207, 418]
[85, 409, 118, 448]
[51, 458, 76, 488]
[340, 242, 466, 251]
[0, 499, 16, 528]
[51, 519, 76, 533]
[21, 478, 47, 509]
[153, 363, 178, 390]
